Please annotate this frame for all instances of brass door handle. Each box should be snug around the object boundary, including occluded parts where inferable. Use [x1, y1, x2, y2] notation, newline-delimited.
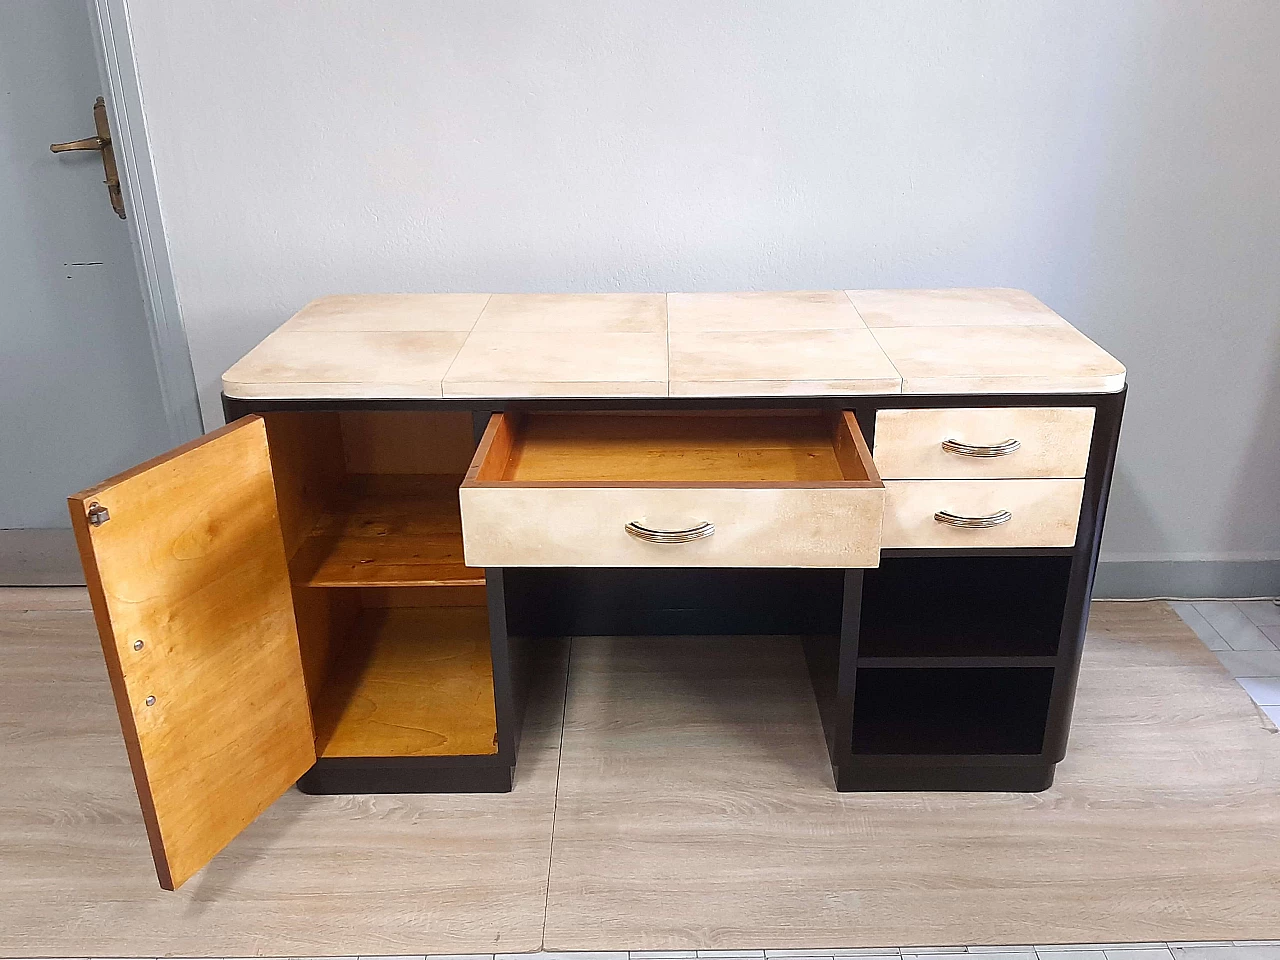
[51, 136, 109, 153]
[49, 97, 125, 218]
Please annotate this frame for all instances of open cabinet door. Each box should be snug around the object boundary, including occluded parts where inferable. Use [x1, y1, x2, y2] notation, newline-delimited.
[69, 415, 316, 890]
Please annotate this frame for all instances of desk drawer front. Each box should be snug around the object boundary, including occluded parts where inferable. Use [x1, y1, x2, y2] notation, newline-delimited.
[460, 410, 884, 568]
[460, 486, 882, 567]
[874, 407, 1094, 479]
[882, 479, 1084, 548]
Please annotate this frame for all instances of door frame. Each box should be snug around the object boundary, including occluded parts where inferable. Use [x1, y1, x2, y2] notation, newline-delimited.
[87, 0, 203, 445]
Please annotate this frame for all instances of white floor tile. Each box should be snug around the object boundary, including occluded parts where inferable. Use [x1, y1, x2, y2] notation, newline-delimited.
[1173, 946, 1280, 960]
[1263, 624, 1280, 647]
[634, 953, 699, 959]
[1037, 947, 1167, 953]
[1193, 602, 1277, 650]
[1236, 600, 1280, 626]
[697, 953, 766, 959]
[768, 952, 897, 958]
[1262, 703, 1280, 726]
[1033, 953, 1107, 960]
[1170, 602, 1230, 651]
[767, 952, 897, 958]
[1166, 945, 1236, 949]
[1214, 648, 1280, 678]
[1237, 676, 1280, 705]
[1103, 950, 1173, 960]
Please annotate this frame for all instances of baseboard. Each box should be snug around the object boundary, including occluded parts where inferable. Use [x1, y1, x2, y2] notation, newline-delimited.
[1094, 558, 1280, 600]
[0, 529, 84, 586]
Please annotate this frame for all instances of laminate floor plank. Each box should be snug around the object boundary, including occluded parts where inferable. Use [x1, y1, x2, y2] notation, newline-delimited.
[0, 599, 566, 957]
[543, 603, 1280, 951]
[3, 591, 1280, 955]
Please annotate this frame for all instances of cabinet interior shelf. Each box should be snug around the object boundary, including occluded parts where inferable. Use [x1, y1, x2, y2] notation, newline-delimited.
[312, 604, 498, 759]
[289, 474, 484, 589]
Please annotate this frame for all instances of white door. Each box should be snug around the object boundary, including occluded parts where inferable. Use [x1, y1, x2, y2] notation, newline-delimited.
[0, 1, 183, 582]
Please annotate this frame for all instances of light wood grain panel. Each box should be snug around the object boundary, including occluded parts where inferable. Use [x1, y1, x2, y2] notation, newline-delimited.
[870, 324, 1126, 394]
[874, 406, 1095, 479]
[67, 417, 315, 890]
[544, 604, 1280, 949]
[313, 606, 498, 758]
[882, 478, 1084, 548]
[461, 485, 883, 567]
[0, 592, 565, 955]
[461, 411, 883, 567]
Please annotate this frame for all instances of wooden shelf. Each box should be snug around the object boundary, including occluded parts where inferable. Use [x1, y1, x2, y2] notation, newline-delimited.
[313, 605, 498, 758]
[289, 474, 485, 588]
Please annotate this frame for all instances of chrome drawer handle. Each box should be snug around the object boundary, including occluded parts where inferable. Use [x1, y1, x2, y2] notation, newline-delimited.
[941, 437, 1021, 458]
[934, 509, 1013, 529]
[625, 520, 715, 543]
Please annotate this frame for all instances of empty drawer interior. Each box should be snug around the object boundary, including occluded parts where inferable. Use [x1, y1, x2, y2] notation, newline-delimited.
[475, 410, 878, 484]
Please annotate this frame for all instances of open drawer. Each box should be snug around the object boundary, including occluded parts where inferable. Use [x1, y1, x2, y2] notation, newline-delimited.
[459, 410, 884, 568]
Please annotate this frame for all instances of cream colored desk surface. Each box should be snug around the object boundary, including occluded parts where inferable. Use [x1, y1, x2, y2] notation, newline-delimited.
[221, 288, 1126, 400]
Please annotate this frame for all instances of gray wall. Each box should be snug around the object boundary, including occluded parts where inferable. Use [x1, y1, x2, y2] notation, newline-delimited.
[0, 2, 168, 527]
[123, 0, 1280, 590]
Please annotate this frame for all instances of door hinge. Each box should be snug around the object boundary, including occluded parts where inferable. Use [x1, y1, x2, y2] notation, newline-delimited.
[87, 502, 110, 526]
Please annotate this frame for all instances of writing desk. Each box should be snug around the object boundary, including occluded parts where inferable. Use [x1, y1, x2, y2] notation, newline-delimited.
[70, 289, 1124, 889]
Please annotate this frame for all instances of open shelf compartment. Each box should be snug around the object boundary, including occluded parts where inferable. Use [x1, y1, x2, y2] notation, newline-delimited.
[289, 474, 483, 588]
[858, 555, 1071, 660]
[312, 600, 497, 758]
[261, 410, 500, 762]
[265, 410, 485, 589]
[851, 666, 1054, 756]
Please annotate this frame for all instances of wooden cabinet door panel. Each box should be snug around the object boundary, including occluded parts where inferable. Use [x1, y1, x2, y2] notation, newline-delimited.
[68, 415, 314, 890]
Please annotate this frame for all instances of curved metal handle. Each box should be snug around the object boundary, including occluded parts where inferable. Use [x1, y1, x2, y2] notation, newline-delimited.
[941, 437, 1021, 458]
[934, 509, 1013, 529]
[625, 520, 715, 543]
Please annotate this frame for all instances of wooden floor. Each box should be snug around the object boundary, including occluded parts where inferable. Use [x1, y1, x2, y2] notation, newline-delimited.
[1, 589, 1278, 956]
